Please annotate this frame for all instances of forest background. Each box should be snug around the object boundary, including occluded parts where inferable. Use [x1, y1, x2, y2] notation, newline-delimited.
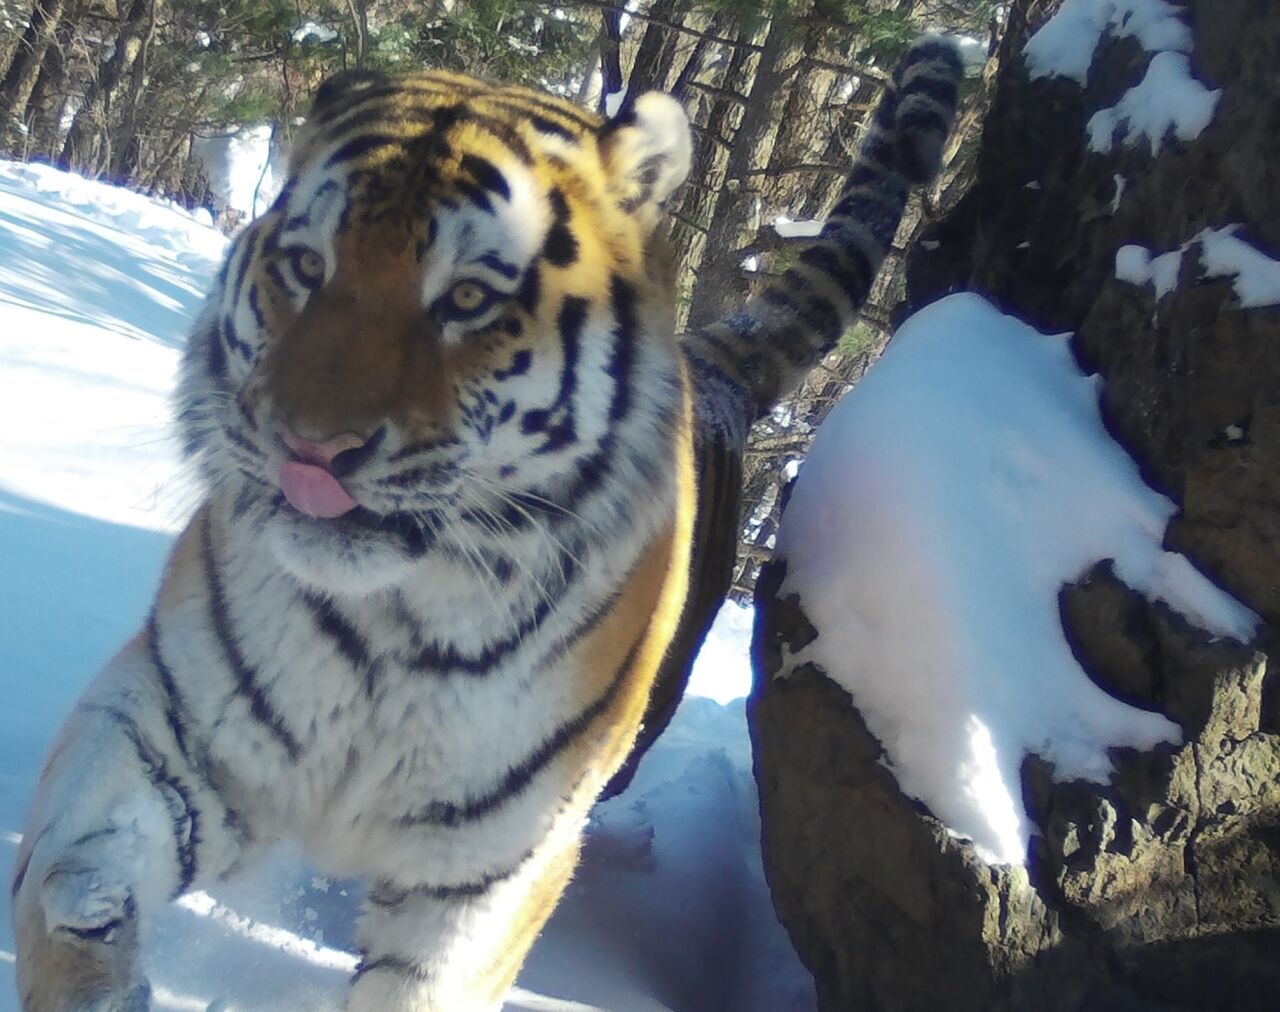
[0, 0, 998, 599]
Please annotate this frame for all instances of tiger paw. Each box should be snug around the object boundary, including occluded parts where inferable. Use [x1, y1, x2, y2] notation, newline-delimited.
[15, 864, 149, 1012]
[41, 864, 135, 939]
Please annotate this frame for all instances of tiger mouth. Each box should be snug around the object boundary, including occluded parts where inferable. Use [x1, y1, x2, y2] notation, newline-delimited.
[274, 493, 436, 556]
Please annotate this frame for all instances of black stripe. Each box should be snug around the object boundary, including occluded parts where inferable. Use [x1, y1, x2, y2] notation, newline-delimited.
[148, 612, 195, 770]
[460, 154, 511, 201]
[871, 90, 898, 130]
[489, 90, 597, 131]
[466, 273, 650, 539]
[455, 110, 535, 164]
[399, 631, 647, 827]
[606, 274, 637, 422]
[324, 133, 402, 167]
[368, 852, 530, 907]
[201, 514, 303, 761]
[222, 425, 264, 459]
[839, 162, 907, 197]
[900, 39, 964, 74]
[205, 322, 227, 380]
[302, 591, 372, 673]
[522, 296, 587, 454]
[247, 284, 266, 330]
[81, 704, 199, 894]
[63, 895, 138, 942]
[351, 955, 429, 984]
[221, 314, 252, 361]
[229, 232, 255, 309]
[530, 114, 575, 140]
[898, 105, 951, 139]
[405, 549, 576, 675]
[475, 251, 519, 279]
[386, 434, 461, 463]
[900, 74, 960, 111]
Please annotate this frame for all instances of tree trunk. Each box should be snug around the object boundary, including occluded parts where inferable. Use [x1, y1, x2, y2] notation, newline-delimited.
[24, 9, 73, 157]
[344, 0, 369, 69]
[58, 0, 152, 174]
[0, 1, 37, 80]
[0, 0, 68, 130]
[596, 6, 623, 114]
[759, 0, 846, 219]
[668, 24, 751, 327]
[684, 10, 799, 330]
[626, 0, 683, 95]
[108, 0, 157, 179]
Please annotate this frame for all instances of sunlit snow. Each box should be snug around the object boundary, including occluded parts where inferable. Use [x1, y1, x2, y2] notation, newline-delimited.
[1023, 0, 1192, 83]
[1086, 51, 1219, 154]
[775, 293, 1257, 865]
[1115, 225, 1280, 308]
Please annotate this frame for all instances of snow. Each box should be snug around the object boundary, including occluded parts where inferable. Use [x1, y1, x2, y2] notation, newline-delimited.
[603, 89, 627, 118]
[1086, 51, 1220, 153]
[1115, 242, 1183, 298]
[943, 34, 988, 72]
[1115, 226, 1280, 308]
[0, 160, 809, 1010]
[773, 215, 824, 239]
[191, 125, 282, 220]
[1024, 0, 1192, 83]
[1023, 0, 1218, 156]
[775, 293, 1258, 866]
[1110, 172, 1127, 212]
[292, 21, 339, 44]
[686, 602, 755, 703]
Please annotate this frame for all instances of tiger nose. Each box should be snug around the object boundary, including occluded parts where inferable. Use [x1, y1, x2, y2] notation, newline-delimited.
[275, 422, 375, 470]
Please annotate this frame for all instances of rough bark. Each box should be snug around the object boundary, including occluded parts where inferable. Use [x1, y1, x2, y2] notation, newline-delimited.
[59, 0, 153, 174]
[684, 11, 798, 330]
[751, 1, 1280, 1009]
[0, 0, 68, 131]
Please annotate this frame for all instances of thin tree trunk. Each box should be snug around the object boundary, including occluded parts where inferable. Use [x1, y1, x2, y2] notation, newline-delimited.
[761, 0, 844, 218]
[59, 0, 152, 173]
[0, 0, 37, 80]
[668, 26, 751, 320]
[626, 0, 684, 95]
[685, 10, 799, 330]
[0, 0, 68, 129]
[108, 0, 157, 178]
[596, 7, 623, 114]
[24, 11, 72, 156]
[343, 0, 369, 69]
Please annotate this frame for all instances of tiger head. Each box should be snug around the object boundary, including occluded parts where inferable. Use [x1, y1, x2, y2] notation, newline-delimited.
[178, 70, 692, 592]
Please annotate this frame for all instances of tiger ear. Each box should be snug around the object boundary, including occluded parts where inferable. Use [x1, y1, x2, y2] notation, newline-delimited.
[598, 92, 691, 224]
[307, 69, 390, 120]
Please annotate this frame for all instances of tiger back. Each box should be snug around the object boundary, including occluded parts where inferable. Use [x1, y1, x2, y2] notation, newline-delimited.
[10, 38, 962, 1012]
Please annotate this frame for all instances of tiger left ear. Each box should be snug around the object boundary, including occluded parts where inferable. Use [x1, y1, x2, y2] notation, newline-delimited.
[599, 92, 691, 225]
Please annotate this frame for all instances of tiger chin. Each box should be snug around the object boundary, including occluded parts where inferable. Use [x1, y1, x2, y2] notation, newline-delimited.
[11, 38, 963, 1012]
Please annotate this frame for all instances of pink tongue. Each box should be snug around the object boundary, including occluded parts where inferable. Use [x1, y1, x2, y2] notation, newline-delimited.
[279, 461, 359, 519]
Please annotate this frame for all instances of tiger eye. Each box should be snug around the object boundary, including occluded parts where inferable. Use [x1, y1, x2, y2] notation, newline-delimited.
[297, 249, 324, 279]
[451, 282, 487, 312]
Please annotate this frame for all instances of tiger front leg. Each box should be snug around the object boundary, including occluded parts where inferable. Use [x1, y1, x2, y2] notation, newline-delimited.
[11, 670, 245, 1011]
[347, 834, 580, 1012]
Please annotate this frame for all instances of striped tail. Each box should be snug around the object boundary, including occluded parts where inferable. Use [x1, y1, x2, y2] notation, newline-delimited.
[684, 34, 964, 443]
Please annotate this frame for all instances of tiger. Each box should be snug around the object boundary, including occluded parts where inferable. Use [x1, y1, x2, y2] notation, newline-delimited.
[10, 36, 962, 1012]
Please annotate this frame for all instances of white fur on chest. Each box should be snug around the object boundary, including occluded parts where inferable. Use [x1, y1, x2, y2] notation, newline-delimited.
[155, 493, 658, 884]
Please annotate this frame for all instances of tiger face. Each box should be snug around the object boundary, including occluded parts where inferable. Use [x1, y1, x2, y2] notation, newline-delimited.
[178, 71, 692, 592]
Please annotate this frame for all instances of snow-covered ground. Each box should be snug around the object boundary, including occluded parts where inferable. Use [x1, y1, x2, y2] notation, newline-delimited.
[0, 161, 804, 1011]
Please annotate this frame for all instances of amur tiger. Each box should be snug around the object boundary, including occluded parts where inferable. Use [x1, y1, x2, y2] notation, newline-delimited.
[11, 36, 961, 1012]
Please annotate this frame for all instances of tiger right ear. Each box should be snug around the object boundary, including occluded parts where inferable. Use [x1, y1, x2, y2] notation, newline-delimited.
[598, 92, 691, 227]
[307, 69, 390, 120]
